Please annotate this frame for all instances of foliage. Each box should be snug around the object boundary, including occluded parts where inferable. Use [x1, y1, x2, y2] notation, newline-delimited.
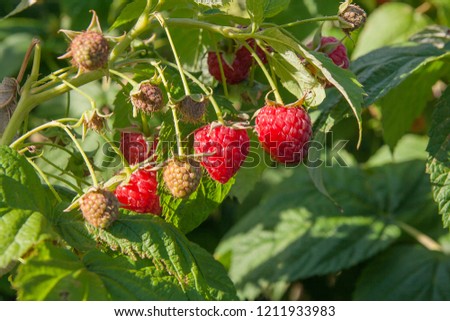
[0, 0, 449, 301]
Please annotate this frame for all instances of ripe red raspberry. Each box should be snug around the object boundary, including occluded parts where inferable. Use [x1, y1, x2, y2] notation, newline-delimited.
[69, 31, 109, 71]
[120, 132, 157, 165]
[207, 45, 253, 84]
[194, 124, 249, 184]
[255, 105, 312, 164]
[114, 168, 161, 215]
[79, 189, 119, 229]
[317, 36, 349, 69]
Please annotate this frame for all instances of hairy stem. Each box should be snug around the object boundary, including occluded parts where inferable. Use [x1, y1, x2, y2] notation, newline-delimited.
[152, 62, 184, 156]
[155, 13, 191, 96]
[26, 158, 63, 202]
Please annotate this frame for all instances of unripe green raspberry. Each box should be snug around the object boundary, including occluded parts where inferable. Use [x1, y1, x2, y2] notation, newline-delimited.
[79, 189, 119, 229]
[69, 31, 109, 71]
[163, 158, 202, 198]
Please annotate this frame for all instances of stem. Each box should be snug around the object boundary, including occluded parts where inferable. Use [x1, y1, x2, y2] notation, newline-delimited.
[43, 171, 84, 194]
[57, 77, 96, 110]
[1, 1, 155, 146]
[158, 18, 229, 37]
[1, 70, 103, 146]
[40, 155, 90, 186]
[31, 69, 72, 94]
[10, 120, 99, 187]
[109, 69, 139, 87]
[397, 221, 443, 252]
[171, 106, 184, 156]
[263, 15, 340, 29]
[17, 39, 39, 84]
[109, 1, 153, 63]
[10, 118, 78, 149]
[59, 124, 99, 187]
[26, 158, 62, 202]
[155, 13, 191, 96]
[1, 41, 41, 145]
[151, 62, 184, 156]
[98, 132, 132, 177]
[242, 41, 283, 105]
[212, 38, 229, 98]
[141, 114, 151, 136]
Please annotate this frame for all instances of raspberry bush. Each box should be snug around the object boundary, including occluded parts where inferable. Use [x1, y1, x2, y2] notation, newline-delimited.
[0, 0, 449, 302]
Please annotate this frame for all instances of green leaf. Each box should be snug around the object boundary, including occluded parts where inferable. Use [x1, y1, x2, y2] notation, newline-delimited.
[246, 0, 265, 26]
[260, 0, 290, 18]
[247, 0, 290, 24]
[0, 146, 56, 275]
[352, 42, 450, 108]
[352, 3, 431, 59]
[427, 86, 450, 228]
[13, 243, 110, 300]
[260, 28, 364, 145]
[228, 135, 267, 203]
[13, 240, 236, 300]
[50, 208, 237, 300]
[0, 145, 47, 205]
[354, 245, 450, 300]
[170, 27, 213, 72]
[161, 176, 234, 233]
[0, 176, 55, 276]
[269, 51, 325, 107]
[110, 0, 146, 31]
[380, 59, 449, 149]
[1, 0, 37, 19]
[215, 164, 412, 299]
[409, 25, 450, 49]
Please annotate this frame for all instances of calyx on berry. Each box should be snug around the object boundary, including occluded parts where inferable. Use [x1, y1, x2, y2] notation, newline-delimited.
[130, 80, 164, 117]
[338, 2, 367, 32]
[59, 11, 115, 73]
[177, 94, 209, 123]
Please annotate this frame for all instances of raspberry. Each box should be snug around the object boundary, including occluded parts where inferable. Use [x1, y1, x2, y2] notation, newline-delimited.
[339, 4, 367, 32]
[69, 31, 109, 71]
[120, 132, 157, 165]
[255, 105, 312, 164]
[130, 82, 164, 114]
[318, 37, 350, 69]
[207, 45, 253, 84]
[79, 189, 119, 229]
[163, 158, 202, 198]
[178, 95, 208, 123]
[194, 124, 249, 184]
[114, 168, 161, 215]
